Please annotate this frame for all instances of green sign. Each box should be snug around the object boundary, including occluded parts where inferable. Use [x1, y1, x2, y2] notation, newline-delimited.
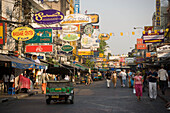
[61, 45, 73, 52]
[25, 29, 52, 43]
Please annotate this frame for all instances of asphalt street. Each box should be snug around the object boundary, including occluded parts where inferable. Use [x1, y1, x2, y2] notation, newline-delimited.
[0, 80, 169, 113]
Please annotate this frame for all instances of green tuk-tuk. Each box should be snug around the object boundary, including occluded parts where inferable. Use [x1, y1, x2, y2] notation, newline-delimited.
[45, 80, 74, 104]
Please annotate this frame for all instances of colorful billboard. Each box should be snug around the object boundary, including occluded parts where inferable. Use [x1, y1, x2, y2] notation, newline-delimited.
[11, 27, 35, 41]
[144, 26, 154, 32]
[98, 33, 110, 41]
[86, 14, 99, 24]
[81, 34, 93, 48]
[157, 45, 170, 58]
[156, 0, 161, 26]
[60, 33, 80, 41]
[25, 29, 52, 43]
[61, 14, 91, 24]
[78, 49, 93, 55]
[57, 51, 73, 56]
[84, 24, 94, 35]
[61, 45, 73, 52]
[0, 23, 5, 45]
[33, 9, 64, 25]
[143, 32, 164, 43]
[25, 45, 53, 53]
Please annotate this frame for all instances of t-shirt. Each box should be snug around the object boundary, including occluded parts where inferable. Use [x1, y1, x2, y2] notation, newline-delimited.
[106, 72, 111, 79]
[134, 76, 143, 84]
[147, 72, 158, 82]
[121, 72, 127, 80]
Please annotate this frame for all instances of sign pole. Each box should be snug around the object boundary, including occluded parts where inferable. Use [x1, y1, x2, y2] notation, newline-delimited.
[18, 0, 22, 58]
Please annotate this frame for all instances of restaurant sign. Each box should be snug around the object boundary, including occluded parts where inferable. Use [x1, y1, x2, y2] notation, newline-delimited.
[11, 27, 35, 41]
[60, 33, 80, 42]
[61, 14, 91, 24]
[25, 45, 53, 53]
[98, 33, 110, 40]
[26, 29, 52, 43]
[61, 45, 73, 52]
[33, 9, 64, 25]
[143, 31, 164, 43]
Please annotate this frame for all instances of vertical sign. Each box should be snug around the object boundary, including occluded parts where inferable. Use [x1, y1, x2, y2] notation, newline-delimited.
[74, 0, 80, 14]
[156, 0, 161, 26]
[0, 23, 5, 45]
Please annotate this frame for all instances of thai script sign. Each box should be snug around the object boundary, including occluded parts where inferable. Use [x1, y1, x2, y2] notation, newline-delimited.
[143, 31, 164, 43]
[25, 45, 53, 53]
[60, 33, 80, 42]
[33, 9, 64, 25]
[156, 0, 161, 26]
[11, 27, 35, 41]
[0, 23, 5, 45]
[61, 45, 73, 52]
[26, 29, 52, 43]
[98, 33, 110, 40]
[62, 25, 78, 32]
[86, 14, 99, 24]
[81, 34, 93, 48]
[61, 14, 91, 24]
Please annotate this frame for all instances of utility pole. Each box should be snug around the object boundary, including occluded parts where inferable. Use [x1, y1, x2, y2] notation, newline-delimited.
[18, 0, 22, 58]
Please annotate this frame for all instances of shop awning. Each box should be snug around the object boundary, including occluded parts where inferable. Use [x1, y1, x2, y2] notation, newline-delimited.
[74, 63, 89, 71]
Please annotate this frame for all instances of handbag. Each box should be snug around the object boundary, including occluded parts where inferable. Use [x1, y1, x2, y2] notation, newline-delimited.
[133, 88, 136, 94]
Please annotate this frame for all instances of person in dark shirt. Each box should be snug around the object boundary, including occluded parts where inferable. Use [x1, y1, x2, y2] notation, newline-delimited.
[105, 70, 112, 88]
[147, 69, 158, 100]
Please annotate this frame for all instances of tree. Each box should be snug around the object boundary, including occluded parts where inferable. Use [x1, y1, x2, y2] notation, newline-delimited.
[84, 59, 95, 68]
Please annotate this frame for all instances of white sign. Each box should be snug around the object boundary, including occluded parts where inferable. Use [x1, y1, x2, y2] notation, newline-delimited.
[60, 33, 80, 42]
[61, 14, 91, 24]
[157, 45, 170, 58]
[125, 58, 135, 64]
[62, 25, 78, 32]
[109, 56, 120, 60]
[81, 34, 93, 48]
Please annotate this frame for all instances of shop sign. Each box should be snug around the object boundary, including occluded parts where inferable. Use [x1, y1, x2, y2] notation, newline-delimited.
[84, 24, 94, 35]
[61, 14, 91, 24]
[81, 34, 93, 48]
[96, 58, 103, 62]
[74, 0, 80, 14]
[136, 44, 147, 50]
[11, 27, 35, 41]
[156, 0, 161, 26]
[57, 51, 73, 56]
[157, 45, 170, 58]
[125, 57, 135, 64]
[137, 38, 143, 44]
[98, 33, 110, 41]
[86, 14, 99, 24]
[143, 31, 164, 43]
[25, 29, 52, 43]
[33, 9, 64, 25]
[25, 45, 53, 53]
[99, 53, 104, 57]
[60, 33, 80, 41]
[144, 26, 154, 32]
[62, 25, 78, 32]
[61, 45, 73, 52]
[78, 49, 93, 55]
[0, 23, 5, 45]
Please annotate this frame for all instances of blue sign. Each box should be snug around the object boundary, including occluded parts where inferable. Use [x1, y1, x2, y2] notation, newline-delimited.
[37, 56, 44, 59]
[74, 0, 80, 14]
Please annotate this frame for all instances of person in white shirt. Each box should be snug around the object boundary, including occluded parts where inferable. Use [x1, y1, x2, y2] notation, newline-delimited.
[121, 70, 127, 87]
[158, 65, 169, 95]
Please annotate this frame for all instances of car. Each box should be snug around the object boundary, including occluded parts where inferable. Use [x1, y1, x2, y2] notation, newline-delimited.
[45, 80, 74, 104]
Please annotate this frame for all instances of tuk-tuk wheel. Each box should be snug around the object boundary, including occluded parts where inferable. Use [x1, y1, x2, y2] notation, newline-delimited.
[46, 99, 51, 104]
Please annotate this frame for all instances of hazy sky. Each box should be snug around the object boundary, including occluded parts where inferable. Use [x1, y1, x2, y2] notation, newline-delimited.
[81, 0, 158, 55]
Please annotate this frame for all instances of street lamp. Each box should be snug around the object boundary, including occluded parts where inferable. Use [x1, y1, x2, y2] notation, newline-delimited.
[134, 27, 144, 30]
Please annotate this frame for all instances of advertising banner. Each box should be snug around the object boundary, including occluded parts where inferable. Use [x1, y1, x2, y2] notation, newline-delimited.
[98, 33, 110, 41]
[156, 0, 161, 26]
[125, 57, 135, 64]
[74, 0, 80, 14]
[61, 14, 91, 24]
[61, 45, 73, 52]
[157, 45, 170, 58]
[78, 49, 93, 55]
[136, 44, 147, 50]
[26, 29, 52, 43]
[143, 32, 164, 43]
[33, 9, 64, 25]
[137, 38, 143, 44]
[60, 33, 80, 41]
[25, 45, 53, 53]
[0, 23, 5, 45]
[86, 14, 99, 24]
[11, 27, 35, 41]
[144, 26, 154, 32]
[81, 34, 93, 48]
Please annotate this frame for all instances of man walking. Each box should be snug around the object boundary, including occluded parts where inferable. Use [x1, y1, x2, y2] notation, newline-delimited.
[147, 69, 158, 100]
[158, 65, 169, 95]
[105, 70, 112, 88]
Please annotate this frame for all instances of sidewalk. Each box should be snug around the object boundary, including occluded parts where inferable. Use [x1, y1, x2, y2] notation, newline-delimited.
[0, 89, 40, 103]
[158, 88, 170, 103]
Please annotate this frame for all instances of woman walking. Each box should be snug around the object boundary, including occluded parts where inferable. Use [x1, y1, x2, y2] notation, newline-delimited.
[112, 71, 117, 88]
[134, 71, 143, 101]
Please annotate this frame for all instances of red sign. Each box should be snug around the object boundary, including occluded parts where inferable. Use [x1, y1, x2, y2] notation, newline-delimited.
[0, 23, 4, 45]
[144, 26, 154, 32]
[26, 45, 53, 53]
[136, 44, 147, 50]
[137, 39, 143, 44]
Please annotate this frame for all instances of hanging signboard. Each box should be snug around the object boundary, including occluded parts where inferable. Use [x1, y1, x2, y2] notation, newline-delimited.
[143, 31, 164, 43]
[144, 26, 154, 32]
[136, 44, 147, 50]
[156, 45, 170, 58]
[78, 49, 93, 55]
[25, 29, 52, 43]
[33, 9, 64, 25]
[81, 34, 93, 48]
[60, 33, 80, 41]
[156, 0, 161, 26]
[11, 27, 35, 41]
[84, 24, 94, 35]
[57, 51, 73, 56]
[98, 33, 110, 40]
[25, 45, 53, 53]
[86, 14, 99, 24]
[0, 23, 5, 45]
[61, 14, 91, 24]
[61, 45, 73, 52]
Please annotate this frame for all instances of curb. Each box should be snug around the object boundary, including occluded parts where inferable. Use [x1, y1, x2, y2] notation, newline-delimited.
[0, 91, 38, 103]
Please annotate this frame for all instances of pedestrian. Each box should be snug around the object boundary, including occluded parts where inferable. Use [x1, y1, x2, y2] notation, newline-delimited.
[147, 68, 159, 100]
[121, 70, 127, 87]
[105, 70, 112, 88]
[131, 72, 135, 88]
[133, 71, 143, 101]
[119, 70, 123, 87]
[41, 70, 49, 94]
[3, 74, 9, 93]
[112, 71, 117, 88]
[158, 65, 169, 95]
[127, 70, 132, 88]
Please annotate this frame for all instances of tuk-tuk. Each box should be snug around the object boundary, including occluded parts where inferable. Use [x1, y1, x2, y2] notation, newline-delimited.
[45, 80, 74, 104]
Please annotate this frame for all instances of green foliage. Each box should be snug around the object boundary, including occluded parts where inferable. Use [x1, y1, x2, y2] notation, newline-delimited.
[84, 59, 95, 68]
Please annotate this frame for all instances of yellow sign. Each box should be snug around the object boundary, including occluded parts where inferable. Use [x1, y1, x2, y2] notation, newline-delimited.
[156, 0, 161, 26]
[99, 53, 104, 57]
[11, 27, 35, 41]
[78, 49, 93, 55]
[98, 33, 110, 40]
[86, 14, 99, 24]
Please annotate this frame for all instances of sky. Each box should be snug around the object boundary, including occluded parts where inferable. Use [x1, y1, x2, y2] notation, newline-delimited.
[80, 0, 168, 55]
